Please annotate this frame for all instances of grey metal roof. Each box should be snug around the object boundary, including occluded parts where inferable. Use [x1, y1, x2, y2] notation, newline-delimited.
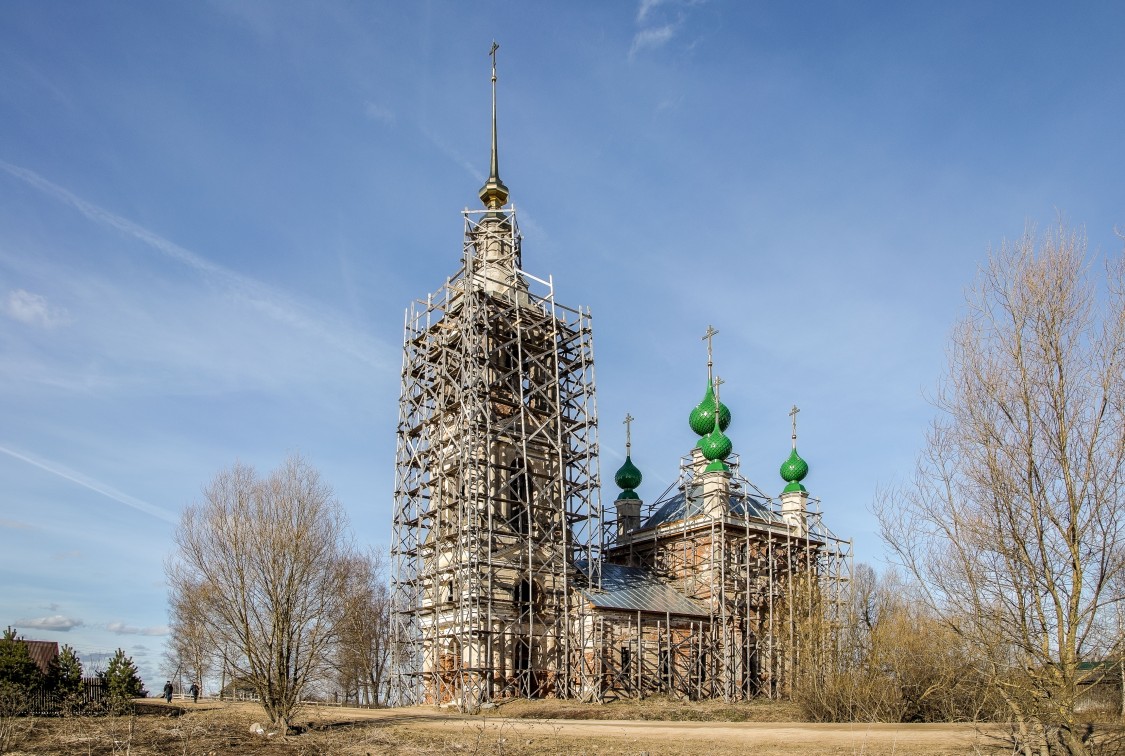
[577, 562, 710, 617]
[641, 485, 785, 530]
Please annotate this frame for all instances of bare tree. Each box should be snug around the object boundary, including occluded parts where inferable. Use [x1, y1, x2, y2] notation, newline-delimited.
[795, 565, 993, 723]
[331, 549, 393, 706]
[167, 455, 355, 728]
[166, 580, 214, 696]
[877, 224, 1125, 755]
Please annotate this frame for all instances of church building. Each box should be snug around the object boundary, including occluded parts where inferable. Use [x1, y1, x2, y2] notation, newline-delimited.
[388, 48, 850, 708]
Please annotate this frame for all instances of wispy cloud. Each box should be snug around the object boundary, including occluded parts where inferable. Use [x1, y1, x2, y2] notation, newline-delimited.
[0, 160, 389, 373]
[107, 622, 169, 637]
[18, 615, 84, 632]
[0, 444, 177, 524]
[0, 518, 33, 530]
[3, 289, 70, 328]
[630, 24, 677, 58]
[636, 0, 668, 23]
[630, 0, 698, 59]
[364, 101, 395, 124]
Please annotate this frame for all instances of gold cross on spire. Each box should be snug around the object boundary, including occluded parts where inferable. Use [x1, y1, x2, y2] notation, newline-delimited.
[713, 375, 724, 405]
[702, 325, 718, 382]
[489, 41, 499, 81]
[789, 404, 800, 449]
[623, 413, 634, 453]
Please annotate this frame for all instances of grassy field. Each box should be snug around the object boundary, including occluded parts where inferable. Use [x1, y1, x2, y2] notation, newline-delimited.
[0, 698, 1108, 755]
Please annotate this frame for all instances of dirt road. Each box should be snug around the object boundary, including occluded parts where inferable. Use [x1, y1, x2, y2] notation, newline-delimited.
[329, 705, 998, 755]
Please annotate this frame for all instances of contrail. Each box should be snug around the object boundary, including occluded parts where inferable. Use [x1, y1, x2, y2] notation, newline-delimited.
[0, 444, 177, 524]
[0, 159, 389, 372]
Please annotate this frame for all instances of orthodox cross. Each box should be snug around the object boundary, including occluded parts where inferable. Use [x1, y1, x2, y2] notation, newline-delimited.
[789, 404, 800, 449]
[489, 41, 499, 83]
[623, 413, 634, 454]
[713, 375, 724, 409]
[702, 324, 718, 383]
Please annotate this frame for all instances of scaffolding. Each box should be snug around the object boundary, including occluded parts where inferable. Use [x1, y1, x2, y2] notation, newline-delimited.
[596, 450, 854, 702]
[389, 205, 602, 708]
[388, 209, 852, 710]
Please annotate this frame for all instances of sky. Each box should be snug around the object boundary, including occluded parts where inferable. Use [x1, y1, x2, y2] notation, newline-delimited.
[1, 1, 1123, 690]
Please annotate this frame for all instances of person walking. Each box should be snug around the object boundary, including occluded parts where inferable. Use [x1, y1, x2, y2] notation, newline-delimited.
[162, 680, 173, 703]
[189, 682, 200, 703]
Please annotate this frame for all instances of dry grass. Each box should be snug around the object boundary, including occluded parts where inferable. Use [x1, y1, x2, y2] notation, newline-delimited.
[2, 701, 401, 756]
[485, 694, 803, 722]
[0, 697, 1031, 755]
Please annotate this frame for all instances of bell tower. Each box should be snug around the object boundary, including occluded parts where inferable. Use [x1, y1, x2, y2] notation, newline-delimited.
[389, 43, 602, 708]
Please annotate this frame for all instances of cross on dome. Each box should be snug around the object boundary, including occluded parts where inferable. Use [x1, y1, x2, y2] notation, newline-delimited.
[789, 404, 800, 450]
[702, 325, 718, 383]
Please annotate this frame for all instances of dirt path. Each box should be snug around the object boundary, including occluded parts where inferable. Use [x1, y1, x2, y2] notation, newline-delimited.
[314, 705, 999, 755]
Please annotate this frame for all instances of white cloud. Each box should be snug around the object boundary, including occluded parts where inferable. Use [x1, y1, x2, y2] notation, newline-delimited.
[630, 24, 677, 58]
[0, 518, 32, 529]
[631, 0, 701, 59]
[107, 622, 170, 637]
[18, 614, 84, 631]
[636, 0, 667, 23]
[3, 289, 69, 328]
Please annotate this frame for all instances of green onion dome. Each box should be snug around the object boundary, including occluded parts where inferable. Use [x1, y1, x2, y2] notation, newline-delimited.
[699, 424, 733, 462]
[780, 448, 808, 482]
[617, 489, 640, 500]
[615, 455, 643, 491]
[704, 459, 729, 473]
[780, 448, 809, 493]
[688, 382, 731, 437]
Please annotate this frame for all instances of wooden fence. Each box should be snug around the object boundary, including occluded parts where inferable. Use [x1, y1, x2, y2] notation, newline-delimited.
[22, 677, 108, 716]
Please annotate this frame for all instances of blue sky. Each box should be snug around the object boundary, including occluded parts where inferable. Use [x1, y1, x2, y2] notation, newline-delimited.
[1, 1, 1122, 689]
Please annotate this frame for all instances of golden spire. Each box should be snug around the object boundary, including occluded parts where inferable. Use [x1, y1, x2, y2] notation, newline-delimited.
[479, 41, 510, 210]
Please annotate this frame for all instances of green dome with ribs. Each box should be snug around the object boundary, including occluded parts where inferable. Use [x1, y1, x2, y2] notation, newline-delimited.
[689, 382, 731, 436]
[615, 455, 643, 491]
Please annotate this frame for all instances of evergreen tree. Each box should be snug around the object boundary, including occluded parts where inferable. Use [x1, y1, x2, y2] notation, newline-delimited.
[55, 644, 84, 710]
[100, 648, 145, 710]
[0, 627, 42, 690]
[0, 627, 42, 720]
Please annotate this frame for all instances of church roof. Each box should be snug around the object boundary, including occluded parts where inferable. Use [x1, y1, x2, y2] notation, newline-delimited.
[641, 485, 785, 529]
[576, 562, 710, 617]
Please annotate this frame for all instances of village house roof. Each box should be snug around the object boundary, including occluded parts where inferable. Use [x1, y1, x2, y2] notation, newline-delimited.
[22, 640, 59, 675]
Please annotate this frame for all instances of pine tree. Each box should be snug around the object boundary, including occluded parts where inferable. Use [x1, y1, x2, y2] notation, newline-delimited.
[0, 627, 42, 719]
[0, 627, 42, 690]
[54, 644, 84, 711]
[101, 648, 145, 710]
